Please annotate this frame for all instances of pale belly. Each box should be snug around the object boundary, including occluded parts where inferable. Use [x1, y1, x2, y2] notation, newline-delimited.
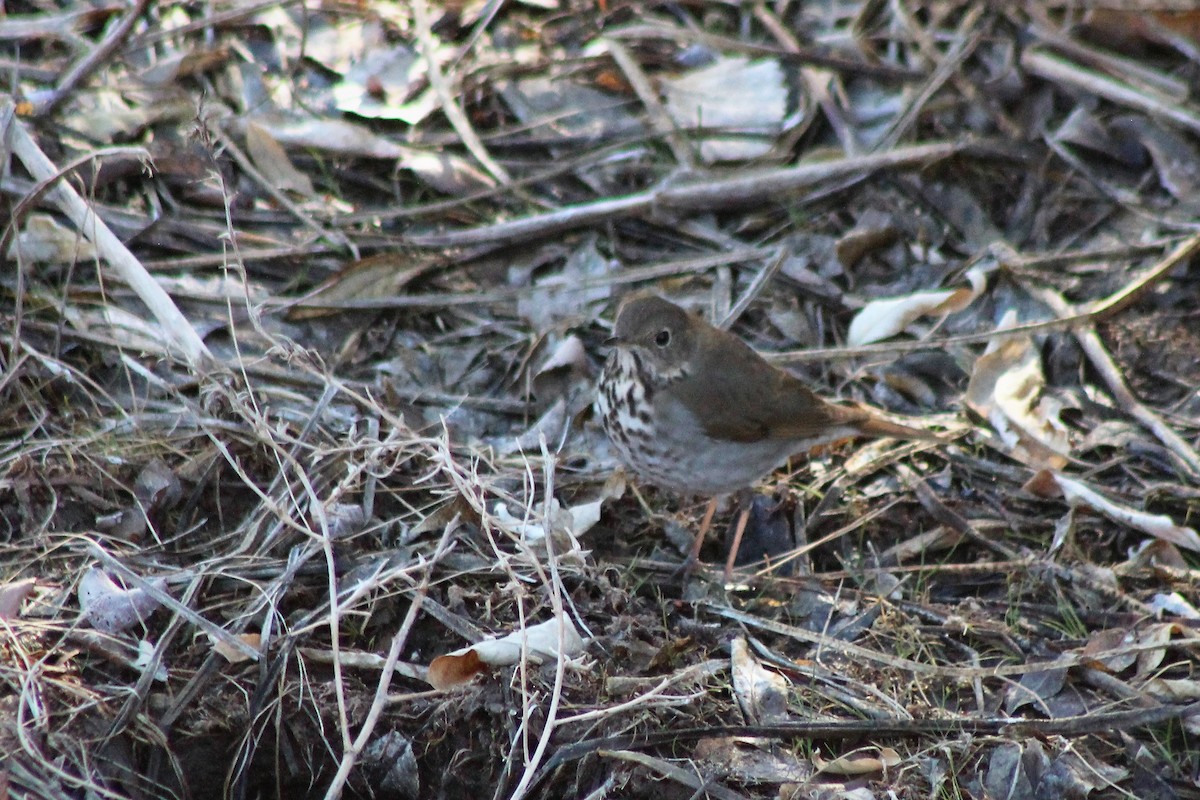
[597, 356, 800, 495]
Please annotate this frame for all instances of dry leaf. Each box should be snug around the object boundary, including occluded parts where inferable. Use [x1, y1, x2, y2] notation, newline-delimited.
[427, 616, 584, 690]
[1025, 471, 1200, 551]
[492, 498, 602, 542]
[212, 632, 263, 664]
[131, 639, 168, 681]
[848, 266, 987, 345]
[1147, 592, 1200, 619]
[1079, 628, 1137, 672]
[286, 253, 437, 321]
[660, 56, 788, 163]
[730, 637, 789, 724]
[7, 214, 98, 263]
[1005, 665, 1068, 712]
[813, 746, 901, 775]
[966, 315, 1071, 469]
[79, 568, 166, 634]
[1135, 622, 1176, 676]
[245, 122, 316, 197]
[0, 579, 36, 620]
[426, 648, 486, 691]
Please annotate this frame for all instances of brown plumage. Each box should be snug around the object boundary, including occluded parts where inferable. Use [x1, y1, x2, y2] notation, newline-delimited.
[597, 294, 941, 496]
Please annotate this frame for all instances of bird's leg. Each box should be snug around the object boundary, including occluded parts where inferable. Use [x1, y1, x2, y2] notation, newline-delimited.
[723, 504, 751, 582]
[682, 497, 718, 571]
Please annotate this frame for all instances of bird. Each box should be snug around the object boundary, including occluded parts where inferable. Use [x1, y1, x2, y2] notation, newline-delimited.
[596, 294, 944, 574]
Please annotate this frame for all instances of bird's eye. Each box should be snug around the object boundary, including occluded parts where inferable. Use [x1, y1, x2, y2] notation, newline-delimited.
[654, 329, 671, 347]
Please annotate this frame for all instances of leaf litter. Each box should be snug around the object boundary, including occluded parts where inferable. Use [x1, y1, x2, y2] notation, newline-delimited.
[3, 2, 1200, 800]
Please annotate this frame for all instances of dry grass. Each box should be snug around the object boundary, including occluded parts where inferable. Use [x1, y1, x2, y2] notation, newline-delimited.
[2, 2, 1200, 799]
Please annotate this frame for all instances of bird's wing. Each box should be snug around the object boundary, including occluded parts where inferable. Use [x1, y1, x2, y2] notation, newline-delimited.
[689, 333, 867, 443]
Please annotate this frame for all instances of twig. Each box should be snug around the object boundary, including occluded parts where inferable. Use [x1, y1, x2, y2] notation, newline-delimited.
[1034, 285, 1200, 478]
[277, 246, 776, 312]
[0, 144, 151, 262]
[713, 603, 1200, 680]
[408, 139, 992, 247]
[507, 438, 573, 800]
[411, 0, 510, 185]
[876, 3, 990, 150]
[600, 751, 748, 800]
[603, 39, 695, 169]
[210, 125, 352, 253]
[1029, 19, 1189, 100]
[34, 0, 152, 118]
[752, 3, 856, 153]
[535, 701, 1200, 781]
[1, 99, 212, 368]
[773, 232, 1200, 363]
[605, 22, 923, 82]
[1021, 48, 1200, 136]
[717, 247, 787, 330]
[320, 540, 452, 800]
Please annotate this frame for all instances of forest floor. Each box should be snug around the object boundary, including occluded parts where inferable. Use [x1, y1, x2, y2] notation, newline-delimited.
[3, 2, 1200, 799]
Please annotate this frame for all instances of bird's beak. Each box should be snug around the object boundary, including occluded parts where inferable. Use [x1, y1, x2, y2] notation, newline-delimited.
[604, 335, 621, 346]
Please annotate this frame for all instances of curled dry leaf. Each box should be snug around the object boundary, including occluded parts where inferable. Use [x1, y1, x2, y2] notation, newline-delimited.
[660, 56, 788, 163]
[813, 746, 901, 775]
[492, 498, 602, 543]
[966, 315, 1071, 469]
[0, 578, 36, 619]
[245, 122, 316, 197]
[848, 266, 987, 346]
[427, 616, 584, 690]
[131, 639, 168, 682]
[79, 567, 167, 634]
[1147, 592, 1200, 619]
[136, 459, 182, 513]
[211, 632, 263, 664]
[730, 637, 789, 724]
[1025, 470, 1200, 551]
[1125, 538, 1190, 570]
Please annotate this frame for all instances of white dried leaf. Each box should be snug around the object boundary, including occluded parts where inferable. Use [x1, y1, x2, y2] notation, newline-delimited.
[132, 639, 168, 681]
[1056, 474, 1200, 551]
[427, 616, 585, 689]
[1147, 592, 1200, 619]
[7, 214, 98, 264]
[848, 267, 987, 345]
[661, 56, 787, 163]
[79, 567, 166, 633]
[493, 498, 601, 542]
[965, 311, 1071, 469]
[731, 637, 789, 724]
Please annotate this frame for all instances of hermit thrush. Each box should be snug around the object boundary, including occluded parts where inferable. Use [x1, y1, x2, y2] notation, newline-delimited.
[597, 294, 943, 567]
